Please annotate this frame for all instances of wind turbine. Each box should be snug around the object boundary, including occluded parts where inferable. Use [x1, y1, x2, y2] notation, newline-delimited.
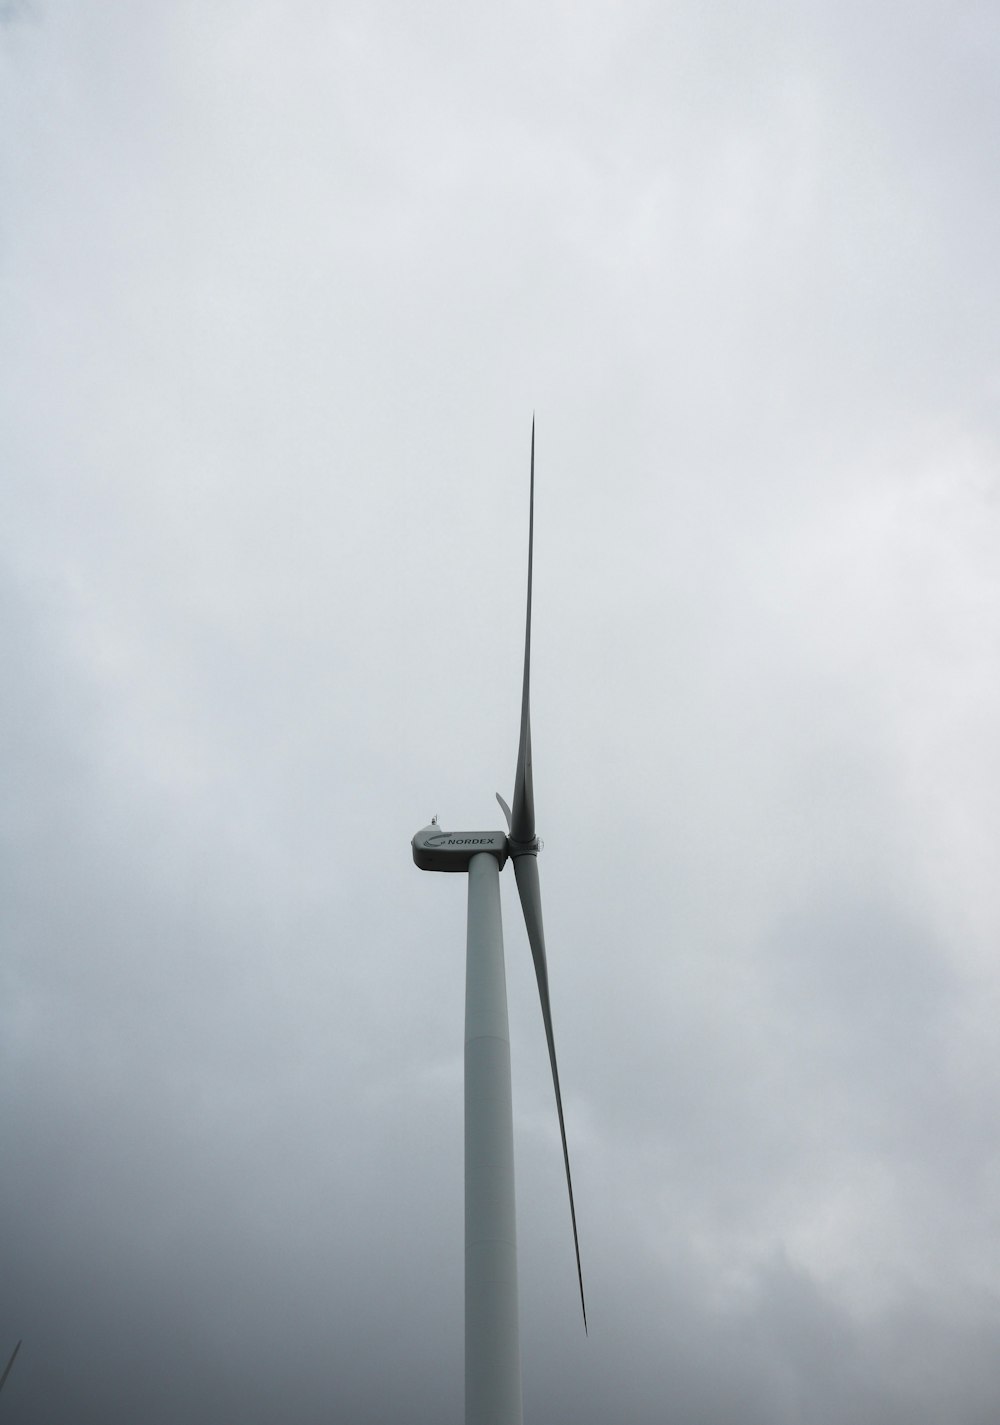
[412, 421, 585, 1425]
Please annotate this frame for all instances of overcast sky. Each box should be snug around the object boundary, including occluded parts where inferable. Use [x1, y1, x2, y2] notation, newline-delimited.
[2, 3, 999, 1421]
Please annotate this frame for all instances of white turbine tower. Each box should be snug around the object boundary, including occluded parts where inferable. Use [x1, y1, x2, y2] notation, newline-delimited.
[412, 422, 586, 1425]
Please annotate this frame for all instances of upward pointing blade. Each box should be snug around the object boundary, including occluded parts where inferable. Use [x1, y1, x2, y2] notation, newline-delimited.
[510, 418, 535, 847]
[512, 854, 587, 1331]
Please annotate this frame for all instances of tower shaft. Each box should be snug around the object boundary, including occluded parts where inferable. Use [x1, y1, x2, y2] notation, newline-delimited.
[465, 852, 522, 1425]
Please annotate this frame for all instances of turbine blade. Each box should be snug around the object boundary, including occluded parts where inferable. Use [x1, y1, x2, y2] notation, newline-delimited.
[510, 419, 535, 846]
[512, 853, 587, 1332]
[495, 792, 513, 832]
[0, 1341, 21, 1394]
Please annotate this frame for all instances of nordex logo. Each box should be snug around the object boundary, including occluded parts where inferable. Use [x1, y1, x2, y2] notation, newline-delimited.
[426, 833, 499, 848]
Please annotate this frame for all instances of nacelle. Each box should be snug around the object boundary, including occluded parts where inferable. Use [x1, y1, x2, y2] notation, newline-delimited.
[412, 824, 509, 873]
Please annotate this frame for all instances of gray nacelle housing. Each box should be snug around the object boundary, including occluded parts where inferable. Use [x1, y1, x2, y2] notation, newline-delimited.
[412, 824, 509, 873]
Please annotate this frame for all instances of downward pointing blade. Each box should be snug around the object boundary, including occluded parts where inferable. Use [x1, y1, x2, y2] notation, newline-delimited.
[510, 419, 535, 847]
[512, 853, 587, 1332]
[0, 1341, 21, 1394]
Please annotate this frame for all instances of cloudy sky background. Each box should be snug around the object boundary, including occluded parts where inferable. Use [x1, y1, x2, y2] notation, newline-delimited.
[3, 2, 999, 1420]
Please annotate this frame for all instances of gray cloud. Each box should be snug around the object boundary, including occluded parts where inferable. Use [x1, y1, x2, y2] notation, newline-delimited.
[3, 3, 999, 1421]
